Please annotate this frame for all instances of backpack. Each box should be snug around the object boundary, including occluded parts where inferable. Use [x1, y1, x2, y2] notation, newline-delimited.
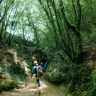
[36, 65, 43, 76]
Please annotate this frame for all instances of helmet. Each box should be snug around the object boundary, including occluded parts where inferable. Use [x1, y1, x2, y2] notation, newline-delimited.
[33, 61, 37, 64]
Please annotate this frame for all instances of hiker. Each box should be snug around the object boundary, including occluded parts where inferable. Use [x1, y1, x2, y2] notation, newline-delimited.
[31, 56, 36, 78]
[43, 62, 48, 72]
[31, 56, 36, 65]
[31, 60, 43, 87]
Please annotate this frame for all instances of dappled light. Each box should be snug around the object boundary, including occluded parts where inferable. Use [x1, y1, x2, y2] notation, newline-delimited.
[0, 0, 96, 96]
[0, 77, 64, 96]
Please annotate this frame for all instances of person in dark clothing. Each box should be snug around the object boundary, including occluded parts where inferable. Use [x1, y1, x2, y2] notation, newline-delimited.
[31, 56, 36, 78]
[31, 56, 36, 65]
[43, 62, 48, 72]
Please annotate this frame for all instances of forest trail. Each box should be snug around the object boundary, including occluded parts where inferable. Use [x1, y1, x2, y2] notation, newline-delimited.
[0, 76, 65, 96]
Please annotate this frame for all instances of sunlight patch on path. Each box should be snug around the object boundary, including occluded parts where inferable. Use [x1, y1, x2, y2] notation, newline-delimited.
[0, 77, 65, 96]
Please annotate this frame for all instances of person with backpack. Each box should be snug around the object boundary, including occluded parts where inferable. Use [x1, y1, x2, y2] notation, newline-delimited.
[31, 60, 43, 87]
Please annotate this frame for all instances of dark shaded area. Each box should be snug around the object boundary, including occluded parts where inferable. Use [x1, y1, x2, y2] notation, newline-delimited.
[40, 58, 47, 63]
[32, 49, 48, 63]
[91, 89, 96, 96]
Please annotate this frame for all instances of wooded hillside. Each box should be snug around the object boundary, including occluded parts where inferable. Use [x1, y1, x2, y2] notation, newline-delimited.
[0, 0, 96, 96]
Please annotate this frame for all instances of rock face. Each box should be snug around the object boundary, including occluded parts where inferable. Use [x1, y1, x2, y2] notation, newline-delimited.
[46, 71, 62, 83]
[0, 48, 30, 93]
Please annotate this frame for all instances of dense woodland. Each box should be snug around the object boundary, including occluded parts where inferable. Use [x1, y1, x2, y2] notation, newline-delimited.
[0, 0, 96, 96]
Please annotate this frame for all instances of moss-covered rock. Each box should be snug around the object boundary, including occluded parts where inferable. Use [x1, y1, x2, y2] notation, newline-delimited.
[1, 79, 16, 91]
[46, 71, 62, 83]
[0, 80, 3, 93]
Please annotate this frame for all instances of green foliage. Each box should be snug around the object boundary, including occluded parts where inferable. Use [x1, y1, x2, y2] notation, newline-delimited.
[28, 62, 32, 71]
[92, 63, 96, 88]
[79, 64, 96, 96]
[8, 62, 25, 75]
[49, 51, 92, 96]
[12, 74, 26, 84]
[84, 62, 96, 96]
[67, 63, 92, 96]
[0, 80, 3, 93]
[0, 0, 96, 95]
[60, 84, 72, 96]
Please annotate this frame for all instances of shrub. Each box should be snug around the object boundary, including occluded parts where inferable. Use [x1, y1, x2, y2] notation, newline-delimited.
[68, 63, 92, 96]
[0, 80, 3, 93]
[8, 62, 25, 74]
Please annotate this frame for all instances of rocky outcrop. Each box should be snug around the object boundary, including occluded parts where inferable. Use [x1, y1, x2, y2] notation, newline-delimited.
[45, 71, 63, 83]
[0, 48, 30, 93]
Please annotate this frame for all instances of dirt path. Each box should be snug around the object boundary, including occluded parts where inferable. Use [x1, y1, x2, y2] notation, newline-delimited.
[0, 76, 65, 96]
